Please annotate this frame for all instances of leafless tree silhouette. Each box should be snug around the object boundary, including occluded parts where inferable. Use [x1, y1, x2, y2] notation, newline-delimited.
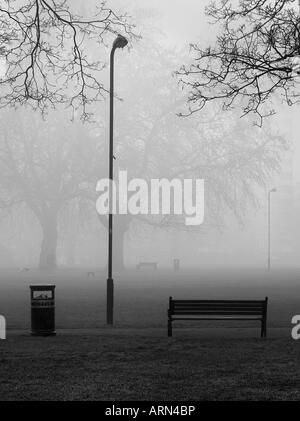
[177, 0, 300, 125]
[0, 0, 136, 120]
[89, 40, 287, 267]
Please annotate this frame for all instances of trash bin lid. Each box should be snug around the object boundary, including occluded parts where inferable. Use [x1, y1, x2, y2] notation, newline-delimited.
[30, 284, 55, 291]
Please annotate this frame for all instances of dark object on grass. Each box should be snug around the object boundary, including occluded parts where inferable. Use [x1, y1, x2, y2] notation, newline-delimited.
[87, 272, 95, 277]
[173, 259, 180, 272]
[136, 262, 158, 270]
[167, 296, 268, 338]
[30, 285, 56, 336]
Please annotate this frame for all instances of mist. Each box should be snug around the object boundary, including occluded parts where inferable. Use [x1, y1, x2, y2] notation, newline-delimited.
[0, 1, 299, 273]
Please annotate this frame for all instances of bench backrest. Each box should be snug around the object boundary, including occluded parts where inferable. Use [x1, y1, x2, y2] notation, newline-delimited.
[137, 262, 157, 268]
[169, 297, 267, 316]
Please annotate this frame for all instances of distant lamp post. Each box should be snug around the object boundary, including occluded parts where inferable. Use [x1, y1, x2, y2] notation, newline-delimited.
[107, 34, 128, 326]
[268, 188, 277, 271]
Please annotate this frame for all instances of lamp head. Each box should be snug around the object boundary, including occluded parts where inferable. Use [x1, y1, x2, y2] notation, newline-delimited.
[113, 34, 128, 50]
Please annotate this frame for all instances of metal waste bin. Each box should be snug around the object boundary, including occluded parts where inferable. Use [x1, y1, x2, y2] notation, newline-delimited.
[30, 285, 56, 336]
[173, 259, 180, 272]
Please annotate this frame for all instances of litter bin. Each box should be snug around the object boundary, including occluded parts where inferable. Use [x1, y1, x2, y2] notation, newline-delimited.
[173, 259, 180, 272]
[30, 285, 56, 336]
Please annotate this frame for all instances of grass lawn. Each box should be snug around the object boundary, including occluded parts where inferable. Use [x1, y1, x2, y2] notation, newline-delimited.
[1, 268, 300, 400]
[0, 328, 299, 401]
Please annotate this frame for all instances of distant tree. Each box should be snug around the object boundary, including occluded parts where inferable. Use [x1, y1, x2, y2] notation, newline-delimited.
[0, 0, 136, 120]
[0, 109, 100, 269]
[177, 0, 300, 124]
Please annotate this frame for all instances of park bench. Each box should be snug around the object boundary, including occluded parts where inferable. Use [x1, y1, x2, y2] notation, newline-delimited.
[136, 262, 158, 270]
[167, 296, 268, 338]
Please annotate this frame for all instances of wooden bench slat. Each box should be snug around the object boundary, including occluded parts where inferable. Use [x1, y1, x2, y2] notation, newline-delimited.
[172, 306, 264, 311]
[171, 310, 263, 315]
[172, 301, 265, 307]
[171, 311, 264, 315]
[172, 317, 263, 320]
[173, 300, 265, 304]
[173, 304, 264, 311]
[172, 305, 265, 310]
[172, 306, 265, 311]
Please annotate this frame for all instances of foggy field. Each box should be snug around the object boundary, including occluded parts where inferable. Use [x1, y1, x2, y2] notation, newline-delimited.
[1, 268, 300, 401]
[1, 268, 300, 330]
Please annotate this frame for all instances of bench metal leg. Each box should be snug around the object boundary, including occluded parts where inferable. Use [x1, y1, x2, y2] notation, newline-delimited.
[263, 297, 268, 338]
[168, 318, 172, 337]
[264, 319, 267, 338]
[261, 319, 267, 338]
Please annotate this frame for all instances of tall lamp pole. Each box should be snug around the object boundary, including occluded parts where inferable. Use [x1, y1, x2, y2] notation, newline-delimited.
[268, 188, 277, 271]
[107, 34, 128, 325]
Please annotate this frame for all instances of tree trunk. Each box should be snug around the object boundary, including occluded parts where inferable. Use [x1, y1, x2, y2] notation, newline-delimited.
[65, 240, 76, 267]
[39, 214, 58, 270]
[98, 213, 131, 272]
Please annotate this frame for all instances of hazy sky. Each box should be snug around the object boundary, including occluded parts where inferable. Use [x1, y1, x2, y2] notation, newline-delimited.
[122, 0, 212, 46]
[124, 0, 300, 182]
[141, 0, 208, 44]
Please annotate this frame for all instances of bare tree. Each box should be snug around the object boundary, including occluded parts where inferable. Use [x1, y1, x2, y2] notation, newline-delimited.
[0, 109, 101, 269]
[0, 0, 136, 120]
[177, 0, 300, 125]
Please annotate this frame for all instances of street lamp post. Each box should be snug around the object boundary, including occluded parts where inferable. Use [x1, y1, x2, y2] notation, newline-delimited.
[107, 34, 128, 325]
[268, 188, 277, 271]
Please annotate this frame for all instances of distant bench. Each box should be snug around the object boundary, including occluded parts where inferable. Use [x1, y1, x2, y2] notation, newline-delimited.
[167, 297, 268, 338]
[136, 262, 158, 271]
